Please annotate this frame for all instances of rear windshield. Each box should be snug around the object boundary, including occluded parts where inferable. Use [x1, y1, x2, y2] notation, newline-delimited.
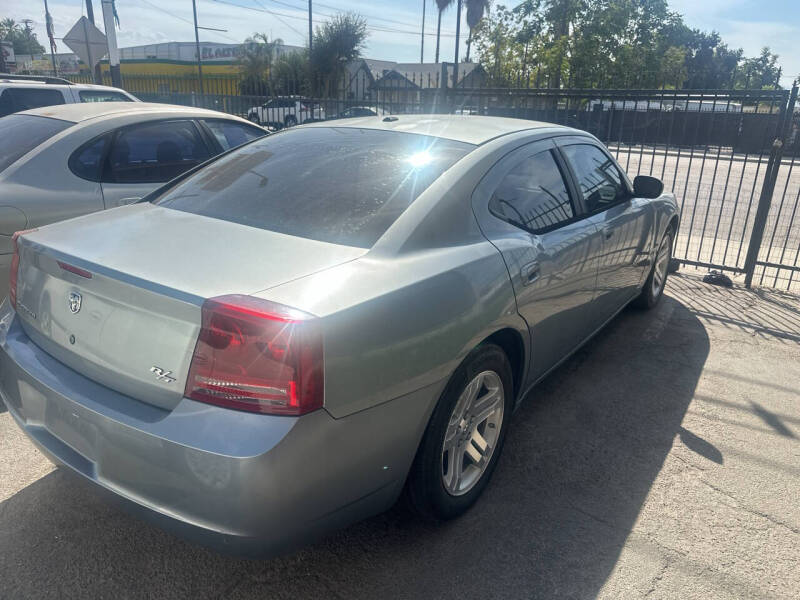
[0, 114, 73, 173]
[154, 127, 474, 247]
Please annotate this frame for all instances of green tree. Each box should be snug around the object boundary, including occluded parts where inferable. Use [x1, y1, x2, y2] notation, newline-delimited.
[236, 33, 283, 96]
[272, 51, 310, 96]
[659, 46, 688, 88]
[0, 18, 46, 55]
[309, 13, 367, 97]
[474, 5, 519, 85]
[735, 47, 782, 89]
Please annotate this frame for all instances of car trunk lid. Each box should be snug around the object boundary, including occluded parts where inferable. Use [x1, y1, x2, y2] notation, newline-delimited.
[13, 203, 366, 410]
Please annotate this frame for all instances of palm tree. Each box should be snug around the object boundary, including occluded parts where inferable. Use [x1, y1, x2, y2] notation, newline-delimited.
[237, 33, 283, 96]
[434, 0, 450, 63]
[464, 0, 488, 62]
[435, 1, 488, 63]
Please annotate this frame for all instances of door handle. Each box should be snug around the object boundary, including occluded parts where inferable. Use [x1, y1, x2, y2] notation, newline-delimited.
[603, 226, 614, 240]
[522, 261, 540, 285]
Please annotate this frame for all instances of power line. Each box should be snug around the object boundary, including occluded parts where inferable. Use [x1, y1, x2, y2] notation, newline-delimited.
[213, 0, 459, 40]
[264, 0, 456, 33]
[252, 0, 307, 38]
[134, 0, 241, 43]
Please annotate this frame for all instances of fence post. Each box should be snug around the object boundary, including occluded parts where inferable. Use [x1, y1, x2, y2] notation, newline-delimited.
[743, 84, 799, 288]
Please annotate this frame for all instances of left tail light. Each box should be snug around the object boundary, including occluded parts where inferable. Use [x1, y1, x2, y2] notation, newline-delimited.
[9, 228, 37, 310]
[185, 294, 324, 415]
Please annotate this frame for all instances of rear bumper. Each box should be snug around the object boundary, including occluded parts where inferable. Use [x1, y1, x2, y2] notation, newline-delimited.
[0, 302, 439, 556]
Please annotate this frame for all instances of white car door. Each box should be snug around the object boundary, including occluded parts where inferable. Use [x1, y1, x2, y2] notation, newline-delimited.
[100, 119, 213, 207]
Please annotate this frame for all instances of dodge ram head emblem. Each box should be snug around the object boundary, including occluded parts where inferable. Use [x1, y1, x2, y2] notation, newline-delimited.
[68, 292, 82, 314]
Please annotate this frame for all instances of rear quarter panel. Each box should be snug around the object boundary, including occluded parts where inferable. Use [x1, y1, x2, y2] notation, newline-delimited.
[260, 243, 526, 418]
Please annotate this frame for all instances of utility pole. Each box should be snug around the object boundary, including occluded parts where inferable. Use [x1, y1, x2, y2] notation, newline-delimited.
[308, 0, 313, 51]
[85, 0, 103, 84]
[42, 1, 58, 74]
[101, 0, 121, 87]
[435, 10, 441, 63]
[420, 0, 425, 63]
[453, 0, 462, 86]
[191, 0, 204, 95]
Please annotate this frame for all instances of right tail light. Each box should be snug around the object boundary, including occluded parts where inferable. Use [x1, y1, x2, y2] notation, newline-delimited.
[185, 294, 324, 416]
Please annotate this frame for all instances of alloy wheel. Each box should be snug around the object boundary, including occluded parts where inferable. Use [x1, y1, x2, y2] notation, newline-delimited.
[441, 370, 505, 496]
[652, 235, 671, 296]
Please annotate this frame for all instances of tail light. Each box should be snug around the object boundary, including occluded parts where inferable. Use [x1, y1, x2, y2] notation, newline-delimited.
[9, 228, 37, 310]
[185, 295, 323, 415]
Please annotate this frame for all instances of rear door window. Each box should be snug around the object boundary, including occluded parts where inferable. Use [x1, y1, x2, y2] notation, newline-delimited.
[0, 114, 73, 172]
[104, 120, 211, 184]
[489, 150, 575, 232]
[202, 119, 265, 151]
[155, 127, 474, 248]
[79, 90, 133, 102]
[0, 87, 67, 117]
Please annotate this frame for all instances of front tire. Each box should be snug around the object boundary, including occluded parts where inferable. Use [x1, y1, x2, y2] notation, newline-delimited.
[284, 115, 297, 127]
[633, 229, 673, 309]
[405, 344, 513, 520]
[247, 113, 261, 125]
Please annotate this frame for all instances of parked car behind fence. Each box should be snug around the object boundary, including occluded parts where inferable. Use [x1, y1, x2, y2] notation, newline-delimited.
[0, 73, 139, 118]
[247, 96, 326, 128]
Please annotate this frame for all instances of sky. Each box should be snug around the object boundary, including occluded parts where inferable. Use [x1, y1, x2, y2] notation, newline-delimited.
[4, 0, 799, 86]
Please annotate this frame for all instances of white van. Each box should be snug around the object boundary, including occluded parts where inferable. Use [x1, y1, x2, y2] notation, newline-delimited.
[0, 74, 139, 118]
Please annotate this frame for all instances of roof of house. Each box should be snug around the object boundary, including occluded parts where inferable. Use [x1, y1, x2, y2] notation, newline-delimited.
[373, 62, 482, 89]
[347, 59, 483, 89]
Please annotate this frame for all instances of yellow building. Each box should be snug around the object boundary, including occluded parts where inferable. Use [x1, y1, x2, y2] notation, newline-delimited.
[88, 41, 303, 96]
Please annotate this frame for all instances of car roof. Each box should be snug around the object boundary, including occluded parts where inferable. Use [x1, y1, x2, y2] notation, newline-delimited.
[301, 114, 577, 145]
[16, 102, 240, 124]
[0, 80, 130, 91]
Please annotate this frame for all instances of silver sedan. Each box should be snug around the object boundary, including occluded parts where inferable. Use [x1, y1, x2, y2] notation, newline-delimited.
[0, 102, 267, 297]
[0, 115, 679, 555]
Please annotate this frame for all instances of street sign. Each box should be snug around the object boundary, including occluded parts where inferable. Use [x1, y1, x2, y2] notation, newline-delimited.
[63, 16, 107, 68]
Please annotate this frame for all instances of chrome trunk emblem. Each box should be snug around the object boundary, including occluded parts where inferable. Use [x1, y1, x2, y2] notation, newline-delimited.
[68, 292, 82, 314]
[150, 366, 176, 384]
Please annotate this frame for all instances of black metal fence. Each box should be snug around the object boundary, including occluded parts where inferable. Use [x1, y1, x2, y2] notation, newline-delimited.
[67, 68, 800, 291]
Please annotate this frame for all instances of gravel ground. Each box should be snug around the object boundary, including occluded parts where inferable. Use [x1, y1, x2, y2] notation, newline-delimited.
[1, 273, 798, 599]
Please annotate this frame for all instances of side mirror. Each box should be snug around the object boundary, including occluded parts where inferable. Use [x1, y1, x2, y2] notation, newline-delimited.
[633, 175, 664, 199]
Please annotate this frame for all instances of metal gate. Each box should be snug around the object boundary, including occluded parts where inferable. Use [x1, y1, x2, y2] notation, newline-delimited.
[446, 85, 800, 291]
[83, 68, 800, 292]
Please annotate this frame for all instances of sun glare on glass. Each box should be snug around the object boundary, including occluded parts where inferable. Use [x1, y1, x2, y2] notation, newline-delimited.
[407, 150, 433, 168]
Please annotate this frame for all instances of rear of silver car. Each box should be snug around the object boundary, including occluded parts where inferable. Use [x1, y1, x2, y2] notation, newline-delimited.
[0, 223, 428, 554]
[0, 127, 477, 554]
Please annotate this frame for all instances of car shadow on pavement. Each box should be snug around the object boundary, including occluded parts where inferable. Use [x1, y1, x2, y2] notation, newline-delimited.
[0, 293, 710, 600]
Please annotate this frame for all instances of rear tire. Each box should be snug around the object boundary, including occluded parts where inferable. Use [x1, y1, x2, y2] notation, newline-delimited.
[284, 115, 297, 127]
[633, 229, 673, 309]
[248, 113, 261, 125]
[405, 344, 513, 521]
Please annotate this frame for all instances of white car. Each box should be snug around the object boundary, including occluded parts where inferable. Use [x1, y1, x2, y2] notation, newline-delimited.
[0, 74, 139, 117]
[247, 96, 325, 127]
[333, 106, 391, 119]
[0, 102, 267, 296]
